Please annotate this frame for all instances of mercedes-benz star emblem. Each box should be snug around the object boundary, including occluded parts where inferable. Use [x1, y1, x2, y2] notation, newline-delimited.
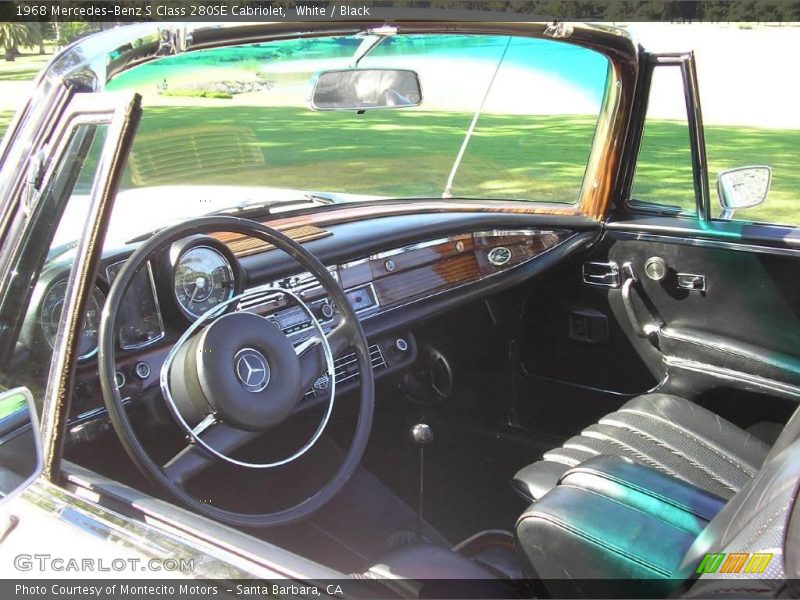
[234, 348, 270, 393]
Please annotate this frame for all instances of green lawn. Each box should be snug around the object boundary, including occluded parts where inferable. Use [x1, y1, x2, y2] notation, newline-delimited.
[1, 96, 798, 225]
[122, 106, 597, 202]
[633, 120, 800, 224]
[0, 54, 50, 82]
[0, 110, 13, 136]
[122, 105, 800, 225]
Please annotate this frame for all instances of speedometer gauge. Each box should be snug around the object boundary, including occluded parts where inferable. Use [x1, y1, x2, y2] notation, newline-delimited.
[40, 280, 105, 360]
[174, 246, 235, 319]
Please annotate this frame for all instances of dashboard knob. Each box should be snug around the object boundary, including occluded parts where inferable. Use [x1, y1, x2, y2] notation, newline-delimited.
[135, 362, 151, 380]
[319, 301, 335, 319]
[395, 338, 408, 352]
[644, 257, 668, 282]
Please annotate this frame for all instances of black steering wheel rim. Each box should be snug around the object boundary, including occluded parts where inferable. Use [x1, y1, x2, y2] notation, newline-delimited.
[98, 215, 375, 527]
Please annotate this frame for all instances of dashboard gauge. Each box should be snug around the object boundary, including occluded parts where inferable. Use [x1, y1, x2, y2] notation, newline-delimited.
[174, 246, 235, 319]
[106, 261, 165, 350]
[40, 280, 105, 360]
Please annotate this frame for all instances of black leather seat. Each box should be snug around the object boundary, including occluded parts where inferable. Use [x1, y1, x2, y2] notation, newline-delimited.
[516, 422, 800, 598]
[360, 396, 799, 597]
[513, 393, 772, 502]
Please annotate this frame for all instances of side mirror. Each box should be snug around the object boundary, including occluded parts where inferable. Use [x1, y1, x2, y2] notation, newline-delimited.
[0, 387, 42, 503]
[716, 166, 771, 220]
[310, 68, 422, 111]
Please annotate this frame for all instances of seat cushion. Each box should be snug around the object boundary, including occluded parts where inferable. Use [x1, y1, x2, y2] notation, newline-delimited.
[512, 393, 772, 502]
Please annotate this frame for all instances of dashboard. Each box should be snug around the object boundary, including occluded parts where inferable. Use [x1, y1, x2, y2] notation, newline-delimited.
[20, 211, 589, 444]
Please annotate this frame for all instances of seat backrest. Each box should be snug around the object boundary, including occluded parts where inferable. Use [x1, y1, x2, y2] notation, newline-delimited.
[680, 435, 800, 596]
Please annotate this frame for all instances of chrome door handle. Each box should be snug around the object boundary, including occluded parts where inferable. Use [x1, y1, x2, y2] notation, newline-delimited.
[676, 273, 706, 292]
[620, 263, 662, 338]
[583, 262, 620, 288]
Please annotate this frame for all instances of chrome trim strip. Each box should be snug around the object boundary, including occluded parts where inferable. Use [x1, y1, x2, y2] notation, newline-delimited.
[69, 397, 131, 427]
[339, 229, 559, 269]
[361, 231, 579, 323]
[339, 236, 460, 269]
[609, 230, 800, 258]
[520, 368, 669, 398]
[106, 259, 166, 350]
[473, 228, 559, 238]
[664, 356, 800, 397]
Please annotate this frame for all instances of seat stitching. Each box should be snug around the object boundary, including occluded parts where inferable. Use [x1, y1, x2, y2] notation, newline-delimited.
[618, 407, 760, 477]
[578, 430, 689, 482]
[599, 418, 742, 493]
[542, 452, 582, 467]
[739, 502, 790, 551]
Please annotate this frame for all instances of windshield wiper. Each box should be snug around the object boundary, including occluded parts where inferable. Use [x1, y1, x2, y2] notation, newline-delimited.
[442, 36, 512, 199]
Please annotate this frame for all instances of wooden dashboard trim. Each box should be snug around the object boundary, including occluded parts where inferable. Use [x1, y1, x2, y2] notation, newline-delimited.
[337, 228, 572, 315]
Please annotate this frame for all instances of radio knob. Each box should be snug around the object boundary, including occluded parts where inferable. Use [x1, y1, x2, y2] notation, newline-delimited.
[319, 301, 334, 319]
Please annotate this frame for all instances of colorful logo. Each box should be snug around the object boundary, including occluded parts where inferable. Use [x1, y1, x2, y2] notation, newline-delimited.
[696, 552, 773, 574]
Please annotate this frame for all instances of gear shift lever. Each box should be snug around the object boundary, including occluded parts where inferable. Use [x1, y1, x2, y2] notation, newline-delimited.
[411, 423, 433, 541]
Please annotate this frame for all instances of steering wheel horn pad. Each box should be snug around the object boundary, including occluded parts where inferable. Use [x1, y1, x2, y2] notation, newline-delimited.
[170, 311, 302, 432]
[99, 215, 374, 528]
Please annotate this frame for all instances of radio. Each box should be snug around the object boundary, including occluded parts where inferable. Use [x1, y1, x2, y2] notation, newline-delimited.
[268, 283, 378, 337]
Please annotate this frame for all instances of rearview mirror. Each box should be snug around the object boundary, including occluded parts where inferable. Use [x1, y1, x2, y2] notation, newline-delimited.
[310, 69, 422, 111]
[0, 387, 42, 503]
[717, 166, 771, 220]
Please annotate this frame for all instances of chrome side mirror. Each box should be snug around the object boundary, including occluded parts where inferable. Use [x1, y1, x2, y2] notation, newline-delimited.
[717, 166, 771, 220]
[0, 387, 42, 503]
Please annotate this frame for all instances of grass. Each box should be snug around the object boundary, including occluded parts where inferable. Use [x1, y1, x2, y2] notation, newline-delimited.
[0, 54, 50, 82]
[120, 105, 800, 225]
[0, 53, 797, 224]
[122, 106, 596, 201]
[633, 120, 800, 223]
[0, 110, 13, 136]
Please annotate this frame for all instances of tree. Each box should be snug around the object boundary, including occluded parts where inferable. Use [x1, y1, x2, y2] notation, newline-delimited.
[0, 23, 41, 62]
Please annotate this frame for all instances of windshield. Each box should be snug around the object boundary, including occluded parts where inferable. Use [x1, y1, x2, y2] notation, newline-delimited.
[58, 33, 610, 248]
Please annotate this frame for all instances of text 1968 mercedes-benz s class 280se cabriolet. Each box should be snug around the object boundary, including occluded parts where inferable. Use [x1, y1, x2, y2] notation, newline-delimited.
[0, 19, 799, 600]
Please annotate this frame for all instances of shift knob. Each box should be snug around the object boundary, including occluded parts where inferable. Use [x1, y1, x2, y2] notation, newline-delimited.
[411, 423, 433, 445]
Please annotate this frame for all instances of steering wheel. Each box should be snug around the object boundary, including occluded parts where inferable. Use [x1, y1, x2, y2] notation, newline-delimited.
[98, 216, 375, 527]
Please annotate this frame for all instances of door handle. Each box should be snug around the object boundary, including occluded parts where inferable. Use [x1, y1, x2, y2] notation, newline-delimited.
[676, 273, 706, 292]
[620, 263, 662, 338]
[583, 262, 620, 288]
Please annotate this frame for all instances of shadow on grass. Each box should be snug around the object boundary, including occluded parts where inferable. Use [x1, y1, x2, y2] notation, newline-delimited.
[0, 103, 797, 224]
[124, 106, 598, 201]
[0, 68, 41, 81]
[633, 120, 800, 223]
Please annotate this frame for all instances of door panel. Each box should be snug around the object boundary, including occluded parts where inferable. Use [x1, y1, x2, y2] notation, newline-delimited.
[604, 225, 800, 399]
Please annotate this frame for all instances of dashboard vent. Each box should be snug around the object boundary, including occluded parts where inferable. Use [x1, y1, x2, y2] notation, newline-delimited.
[212, 225, 331, 258]
[305, 344, 387, 399]
[238, 289, 282, 313]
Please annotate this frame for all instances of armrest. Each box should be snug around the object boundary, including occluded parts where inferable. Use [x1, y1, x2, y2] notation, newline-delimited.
[660, 326, 800, 387]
